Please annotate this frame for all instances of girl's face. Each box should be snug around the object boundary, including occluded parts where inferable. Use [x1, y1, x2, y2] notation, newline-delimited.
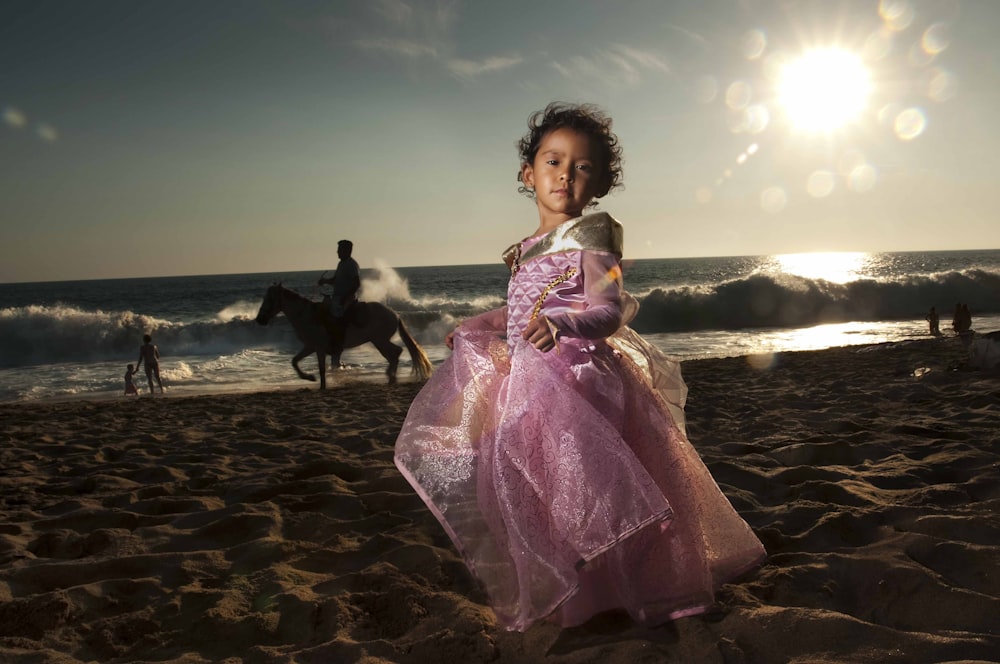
[521, 127, 604, 227]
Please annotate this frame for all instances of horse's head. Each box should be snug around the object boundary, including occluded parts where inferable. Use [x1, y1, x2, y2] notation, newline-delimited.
[255, 283, 283, 325]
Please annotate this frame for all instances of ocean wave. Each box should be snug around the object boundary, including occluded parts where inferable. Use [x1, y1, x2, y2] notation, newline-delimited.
[630, 268, 1000, 333]
[0, 304, 291, 368]
[3, 268, 998, 369]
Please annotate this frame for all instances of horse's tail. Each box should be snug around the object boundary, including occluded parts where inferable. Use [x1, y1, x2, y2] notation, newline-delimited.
[397, 318, 433, 380]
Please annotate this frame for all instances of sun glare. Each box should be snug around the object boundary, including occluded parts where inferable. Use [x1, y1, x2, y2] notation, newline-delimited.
[775, 252, 868, 284]
[777, 49, 872, 132]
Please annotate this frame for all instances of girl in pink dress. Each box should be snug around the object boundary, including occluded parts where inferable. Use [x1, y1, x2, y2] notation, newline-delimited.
[395, 102, 765, 631]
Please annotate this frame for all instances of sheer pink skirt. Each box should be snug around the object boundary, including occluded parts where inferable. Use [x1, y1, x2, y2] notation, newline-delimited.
[394, 327, 765, 631]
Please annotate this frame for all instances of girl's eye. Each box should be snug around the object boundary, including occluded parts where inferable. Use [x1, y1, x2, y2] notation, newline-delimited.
[546, 159, 559, 166]
[576, 163, 592, 172]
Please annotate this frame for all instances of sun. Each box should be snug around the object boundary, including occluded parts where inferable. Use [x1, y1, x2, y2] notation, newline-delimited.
[777, 49, 871, 132]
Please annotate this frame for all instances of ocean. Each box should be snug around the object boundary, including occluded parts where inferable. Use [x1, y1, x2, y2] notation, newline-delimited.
[2, 249, 999, 403]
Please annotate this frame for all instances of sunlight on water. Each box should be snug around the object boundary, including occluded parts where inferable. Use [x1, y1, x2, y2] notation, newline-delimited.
[773, 251, 868, 283]
[765, 321, 893, 351]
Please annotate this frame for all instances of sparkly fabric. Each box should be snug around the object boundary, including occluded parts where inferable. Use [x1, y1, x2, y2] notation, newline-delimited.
[394, 214, 765, 631]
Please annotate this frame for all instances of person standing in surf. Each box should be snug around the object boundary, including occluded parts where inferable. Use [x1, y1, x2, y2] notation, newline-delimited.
[135, 333, 164, 394]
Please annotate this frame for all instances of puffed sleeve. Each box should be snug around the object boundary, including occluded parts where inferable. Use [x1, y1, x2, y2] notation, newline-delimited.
[545, 251, 624, 340]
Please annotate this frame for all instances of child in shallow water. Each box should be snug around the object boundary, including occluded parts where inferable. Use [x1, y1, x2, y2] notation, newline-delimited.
[394, 101, 765, 631]
[124, 363, 139, 396]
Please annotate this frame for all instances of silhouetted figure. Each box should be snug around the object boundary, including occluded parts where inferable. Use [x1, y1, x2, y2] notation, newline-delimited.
[952, 303, 963, 334]
[926, 306, 940, 335]
[124, 363, 140, 395]
[959, 303, 972, 333]
[136, 333, 164, 394]
[317, 239, 361, 365]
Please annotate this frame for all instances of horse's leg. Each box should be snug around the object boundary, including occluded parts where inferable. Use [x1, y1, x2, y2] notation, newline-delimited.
[372, 337, 403, 384]
[292, 348, 317, 383]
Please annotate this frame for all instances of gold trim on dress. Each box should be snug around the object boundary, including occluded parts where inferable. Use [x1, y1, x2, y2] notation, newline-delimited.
[530, 267, 578, 321]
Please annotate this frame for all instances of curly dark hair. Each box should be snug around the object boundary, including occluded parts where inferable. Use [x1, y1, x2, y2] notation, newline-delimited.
[516, 102, 624, 205]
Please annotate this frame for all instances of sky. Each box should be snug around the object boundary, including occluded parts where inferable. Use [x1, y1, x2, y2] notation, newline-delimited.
[3, 0, 1000, 283]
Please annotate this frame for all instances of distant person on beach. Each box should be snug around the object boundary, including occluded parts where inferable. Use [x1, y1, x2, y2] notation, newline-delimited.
[136, 334, 164, 394]
[394, 102, 765, 632]
[952, 302, 973, 335]
[124, 363, 140, 395]
[317, 239, 361, 364]
[960, 303, 973, 333]
[926, 306, 940, 335]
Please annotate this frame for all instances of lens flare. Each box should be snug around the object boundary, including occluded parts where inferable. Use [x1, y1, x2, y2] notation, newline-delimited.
[927, 68, 957, 102]
[848, 164, 878, 193]
[921, 23, 951, 55]
[742, 29, 767, 60]
[879, 0, 915, 31]
[726, 81, 752, 110]
[37, 124, 58, 143]
[760, 187, 788, 214]
[807, 171, 836, 198]
[3, 107, 27, 129]
[893, 107, 926, 140]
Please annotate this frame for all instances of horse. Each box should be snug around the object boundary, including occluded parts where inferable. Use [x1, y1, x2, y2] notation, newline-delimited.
[254, 283, 433, 389]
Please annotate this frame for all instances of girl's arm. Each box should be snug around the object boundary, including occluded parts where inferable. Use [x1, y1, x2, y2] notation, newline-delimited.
[545, 251, 624, 340]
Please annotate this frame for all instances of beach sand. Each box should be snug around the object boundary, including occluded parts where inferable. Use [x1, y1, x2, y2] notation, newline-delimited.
[1, 336, 998, 663]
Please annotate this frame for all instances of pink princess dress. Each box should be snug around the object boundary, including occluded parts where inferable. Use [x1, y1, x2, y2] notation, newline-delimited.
[394, 212, 765, 631]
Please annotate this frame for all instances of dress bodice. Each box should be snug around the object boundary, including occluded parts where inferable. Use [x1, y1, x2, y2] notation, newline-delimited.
[506, 240, 587, 340]
[503, 213, 627, 345]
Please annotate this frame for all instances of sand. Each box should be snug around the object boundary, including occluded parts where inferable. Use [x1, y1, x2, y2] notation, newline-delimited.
[1, 336, 998, 663]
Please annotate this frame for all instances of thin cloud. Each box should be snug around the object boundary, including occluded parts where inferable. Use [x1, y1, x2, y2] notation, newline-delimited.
[351, 2, 517, 82]
[350, 1, 464, 68]
[368, 0, 457, 45]
[428, 0, 461, 34]
[604, 51, 640, 84]
[554, 55, 602, 81]
[373, 0, 413, 24]
[447, 54, 523, 81]
[551, 45, 672, 86]
[354, 37, 438, 59]
[665, 23, 711, 52]
[550, 61, 573, 80]
[614, 45, 672, 75]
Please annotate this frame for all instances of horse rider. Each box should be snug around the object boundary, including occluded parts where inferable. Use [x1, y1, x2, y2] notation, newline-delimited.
[317, 239, 361, 363]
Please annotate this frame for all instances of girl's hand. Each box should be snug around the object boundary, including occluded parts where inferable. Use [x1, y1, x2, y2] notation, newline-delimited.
[445, 329, 457, 350]
[522, 316, 556, 353]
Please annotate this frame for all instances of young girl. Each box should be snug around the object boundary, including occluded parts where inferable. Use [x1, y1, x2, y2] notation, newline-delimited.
[124, 363, 140, 396]
[395, 102, 765, 631]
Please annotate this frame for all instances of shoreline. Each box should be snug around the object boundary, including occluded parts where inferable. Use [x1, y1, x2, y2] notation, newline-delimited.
[1, 337, 998, 662]
[0, 332, 983, 408]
